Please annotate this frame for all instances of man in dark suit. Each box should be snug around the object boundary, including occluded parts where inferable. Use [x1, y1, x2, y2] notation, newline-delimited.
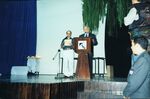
[123, 36, 150, 99]
[79, 26, 98, 78]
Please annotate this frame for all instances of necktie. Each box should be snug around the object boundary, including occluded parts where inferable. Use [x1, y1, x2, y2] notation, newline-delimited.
[86, 33, 89, 37]
[85, 33, 88, 37]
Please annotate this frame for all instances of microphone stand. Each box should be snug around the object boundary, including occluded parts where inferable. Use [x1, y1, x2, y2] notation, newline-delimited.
[53, 49, 64, 79]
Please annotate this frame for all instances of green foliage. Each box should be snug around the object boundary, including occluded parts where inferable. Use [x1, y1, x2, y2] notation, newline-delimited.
[116, 0, 131, 27]
[82, 0, 107, 32]
[82, 0, 131, 34]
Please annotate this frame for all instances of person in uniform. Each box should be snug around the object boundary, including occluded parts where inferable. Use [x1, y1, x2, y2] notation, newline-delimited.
[123, 36, 150, 98]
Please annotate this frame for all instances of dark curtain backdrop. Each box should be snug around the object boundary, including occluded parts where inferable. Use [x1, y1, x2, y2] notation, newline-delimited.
[105, 24, 131, 77]
[0, 1, 36, 75]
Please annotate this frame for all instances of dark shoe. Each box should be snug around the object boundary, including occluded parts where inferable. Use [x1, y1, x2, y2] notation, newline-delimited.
[35, 72, 39, 75]
[64, 75, 74, 79]
[69, 76, 74, 79]
[27, 72, 34, 76]
[64, 76, 69, 78]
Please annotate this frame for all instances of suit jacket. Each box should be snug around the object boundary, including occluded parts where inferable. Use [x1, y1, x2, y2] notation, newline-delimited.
[79, 33, 98, 46]
[79, 33, 98, 55]
[123, 51, 150, 98]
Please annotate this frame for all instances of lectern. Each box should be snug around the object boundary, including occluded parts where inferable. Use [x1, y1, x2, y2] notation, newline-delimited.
[74, 37, 92, 79]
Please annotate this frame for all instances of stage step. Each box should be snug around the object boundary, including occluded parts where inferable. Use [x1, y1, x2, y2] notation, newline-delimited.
[77, 79, 127, 99]
[78, 91, 123, 99]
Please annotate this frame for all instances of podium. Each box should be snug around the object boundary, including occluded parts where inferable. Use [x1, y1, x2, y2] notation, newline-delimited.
[74, 37, 92, 79]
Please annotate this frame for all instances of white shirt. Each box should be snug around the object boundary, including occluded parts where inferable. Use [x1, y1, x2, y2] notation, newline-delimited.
[84, 33, 89, 37]
[124, 7, 139, 26]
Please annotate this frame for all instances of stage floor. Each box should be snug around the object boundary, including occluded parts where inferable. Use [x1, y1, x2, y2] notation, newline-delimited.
[0, 74, 84, 84]
[0, 75, 127, 99]
[0, 74, 126, 83]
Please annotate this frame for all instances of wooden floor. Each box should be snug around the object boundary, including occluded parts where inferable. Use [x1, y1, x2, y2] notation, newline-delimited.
[0, 75, 127, 99]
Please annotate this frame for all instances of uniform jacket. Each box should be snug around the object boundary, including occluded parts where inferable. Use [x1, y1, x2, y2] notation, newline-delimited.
[123, 51, 150, 98]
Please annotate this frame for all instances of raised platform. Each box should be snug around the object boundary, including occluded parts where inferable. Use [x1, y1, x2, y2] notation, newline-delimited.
[0, 75, 127, 99]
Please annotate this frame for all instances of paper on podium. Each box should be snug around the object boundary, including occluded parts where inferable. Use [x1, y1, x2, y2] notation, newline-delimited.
[64, 39, 72, 46]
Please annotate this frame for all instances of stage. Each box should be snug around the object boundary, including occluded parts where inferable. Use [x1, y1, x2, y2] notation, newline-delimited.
[0, 75, 127, 99]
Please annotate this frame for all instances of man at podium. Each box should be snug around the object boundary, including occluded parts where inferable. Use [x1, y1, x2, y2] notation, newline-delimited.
[79, 26, 98, 78]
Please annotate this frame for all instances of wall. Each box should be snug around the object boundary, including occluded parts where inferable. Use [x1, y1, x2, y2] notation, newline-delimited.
[36, 0, 106, 74]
